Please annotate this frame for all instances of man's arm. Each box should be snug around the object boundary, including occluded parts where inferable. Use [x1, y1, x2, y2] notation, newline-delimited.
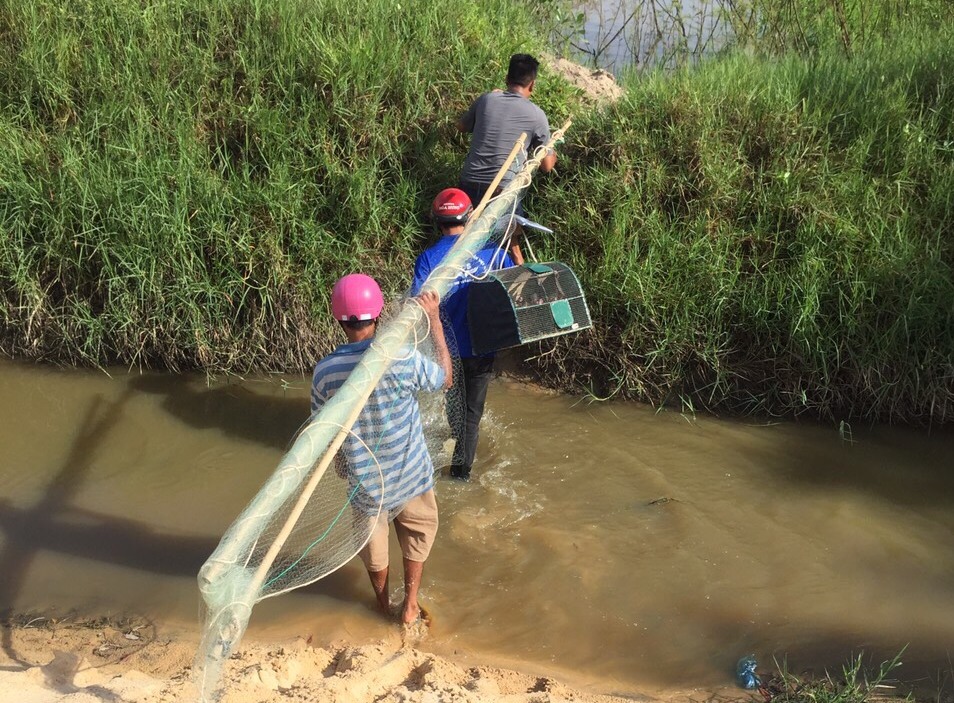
[456, 94, 483, 134]
[533, 113, 557, 173]
[417, 291, 453, 389]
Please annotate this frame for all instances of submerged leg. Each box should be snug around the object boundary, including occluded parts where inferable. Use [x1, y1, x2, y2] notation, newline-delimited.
[359, 511, 392, 615]
[367, 567, 391, 615]
[400, 558, 425, 625]
[453, 356, 494, 479]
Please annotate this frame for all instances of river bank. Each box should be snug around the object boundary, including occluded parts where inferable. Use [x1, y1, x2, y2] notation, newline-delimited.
[3, 0, 953, 425]
[0, 616, 667, 703]
[1, 614, 938, 703]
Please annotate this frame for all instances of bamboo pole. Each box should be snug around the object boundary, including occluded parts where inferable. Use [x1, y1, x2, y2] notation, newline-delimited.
[469, 133, 526, 222]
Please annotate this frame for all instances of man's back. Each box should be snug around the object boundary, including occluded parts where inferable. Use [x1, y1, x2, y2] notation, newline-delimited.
[459, 91, 551, 186]
[411, 235, 514, 358]
[311, 339, 445, 512]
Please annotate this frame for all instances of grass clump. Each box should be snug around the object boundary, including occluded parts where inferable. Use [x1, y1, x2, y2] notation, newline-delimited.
[0, 0, 573, 371]
[529, 31, 954, 424]
[757, 652, 909, 703]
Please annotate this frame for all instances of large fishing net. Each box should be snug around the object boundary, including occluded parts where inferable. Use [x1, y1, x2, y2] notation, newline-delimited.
[195, 123, 569, 702]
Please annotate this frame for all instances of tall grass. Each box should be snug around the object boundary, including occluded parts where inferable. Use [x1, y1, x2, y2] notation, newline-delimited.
[0, 0, 562, 370]
[1, 0, 952, 424]
[760, 650, 909, 703]
[531, 31, 954, 423]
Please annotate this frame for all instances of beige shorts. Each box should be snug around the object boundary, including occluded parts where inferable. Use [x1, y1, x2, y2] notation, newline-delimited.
[359, 489, 439, 573]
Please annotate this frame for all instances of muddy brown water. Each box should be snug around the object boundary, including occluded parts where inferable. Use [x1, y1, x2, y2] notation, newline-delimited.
[2, 359, 953, 694]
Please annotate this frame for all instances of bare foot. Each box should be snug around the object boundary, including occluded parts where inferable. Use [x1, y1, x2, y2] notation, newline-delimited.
[401, 603, 431, 627]
[401, 603, 419, 625]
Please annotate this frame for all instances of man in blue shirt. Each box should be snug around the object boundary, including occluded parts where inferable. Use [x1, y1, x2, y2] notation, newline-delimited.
[410, 188, 514, 481]
[311, 273, 452, 626]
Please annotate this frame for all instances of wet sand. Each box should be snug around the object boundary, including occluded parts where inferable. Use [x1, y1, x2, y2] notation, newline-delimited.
[0, 616, 673, 703]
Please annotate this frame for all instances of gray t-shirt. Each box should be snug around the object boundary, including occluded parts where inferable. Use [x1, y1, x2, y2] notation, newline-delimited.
[459, 90, 551, 185]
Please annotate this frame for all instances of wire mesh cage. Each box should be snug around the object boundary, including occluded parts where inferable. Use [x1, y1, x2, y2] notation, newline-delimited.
[467, 262, 592, 355]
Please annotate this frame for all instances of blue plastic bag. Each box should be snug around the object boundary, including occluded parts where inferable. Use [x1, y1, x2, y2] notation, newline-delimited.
[735, 655, 761, 689]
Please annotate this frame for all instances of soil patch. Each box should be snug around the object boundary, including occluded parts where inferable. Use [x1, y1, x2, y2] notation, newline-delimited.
[0, 617, 657, 703]
[546, 54, 625, 103]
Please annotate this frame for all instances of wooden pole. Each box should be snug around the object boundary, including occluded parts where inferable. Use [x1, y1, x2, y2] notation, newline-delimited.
[468, 132, 527, 223]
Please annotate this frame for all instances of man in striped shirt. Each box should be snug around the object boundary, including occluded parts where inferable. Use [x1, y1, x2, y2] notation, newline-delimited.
[311, 273, 452, 626]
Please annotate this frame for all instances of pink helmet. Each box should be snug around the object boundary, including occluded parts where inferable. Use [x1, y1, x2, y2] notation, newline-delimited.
[331, 273, 384, 322]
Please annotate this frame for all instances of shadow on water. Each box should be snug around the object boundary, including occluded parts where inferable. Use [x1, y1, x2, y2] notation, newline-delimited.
[0, 498, 363, 598]
[661, 596, 952, 687]
[0, 390, 132, 674]
[129, 373, 308, 451]
[772, 426, 954, 509]
[0, 377, 368, 674]
[676, 423, 954, 684]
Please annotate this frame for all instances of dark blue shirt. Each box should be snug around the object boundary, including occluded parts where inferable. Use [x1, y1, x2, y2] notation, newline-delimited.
[411, 235, 514, 358]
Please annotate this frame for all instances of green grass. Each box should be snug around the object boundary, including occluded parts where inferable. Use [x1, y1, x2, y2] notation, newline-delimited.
[530, 32, 954, 424]
[0, 0, 569, 370]
[757, 651, 910, 703]
[1, 0, 952, 425]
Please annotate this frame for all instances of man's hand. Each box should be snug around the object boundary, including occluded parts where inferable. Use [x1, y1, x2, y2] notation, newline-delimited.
[540, 149, 557, 174]
[417, 290, 441, 319]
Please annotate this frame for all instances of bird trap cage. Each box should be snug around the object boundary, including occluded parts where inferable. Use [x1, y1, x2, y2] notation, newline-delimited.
[467, 262, 592, 355]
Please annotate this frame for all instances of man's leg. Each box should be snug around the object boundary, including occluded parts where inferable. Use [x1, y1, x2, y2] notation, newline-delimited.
[452, 355, 495, 480]
[358, 512, 392, 615]
[400, 558, 425, 625]
[367, 567, 390, 614]
[393, 490, 438, 625]
[508, 198, 527, 263]
[460, 179, 527, 263]
[508, 222, 526, 265]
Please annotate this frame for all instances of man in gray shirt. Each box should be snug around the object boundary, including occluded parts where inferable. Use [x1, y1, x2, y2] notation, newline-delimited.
[456, 53, 558, 264]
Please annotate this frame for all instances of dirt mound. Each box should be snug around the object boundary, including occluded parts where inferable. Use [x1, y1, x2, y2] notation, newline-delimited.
[546, 54, 625, 104]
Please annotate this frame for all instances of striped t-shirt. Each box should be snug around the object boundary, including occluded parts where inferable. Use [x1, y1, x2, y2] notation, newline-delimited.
[310, 338, 445, 514]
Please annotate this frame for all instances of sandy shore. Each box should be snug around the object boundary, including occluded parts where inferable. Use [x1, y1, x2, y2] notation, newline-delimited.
[0, 617, 666, 703]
